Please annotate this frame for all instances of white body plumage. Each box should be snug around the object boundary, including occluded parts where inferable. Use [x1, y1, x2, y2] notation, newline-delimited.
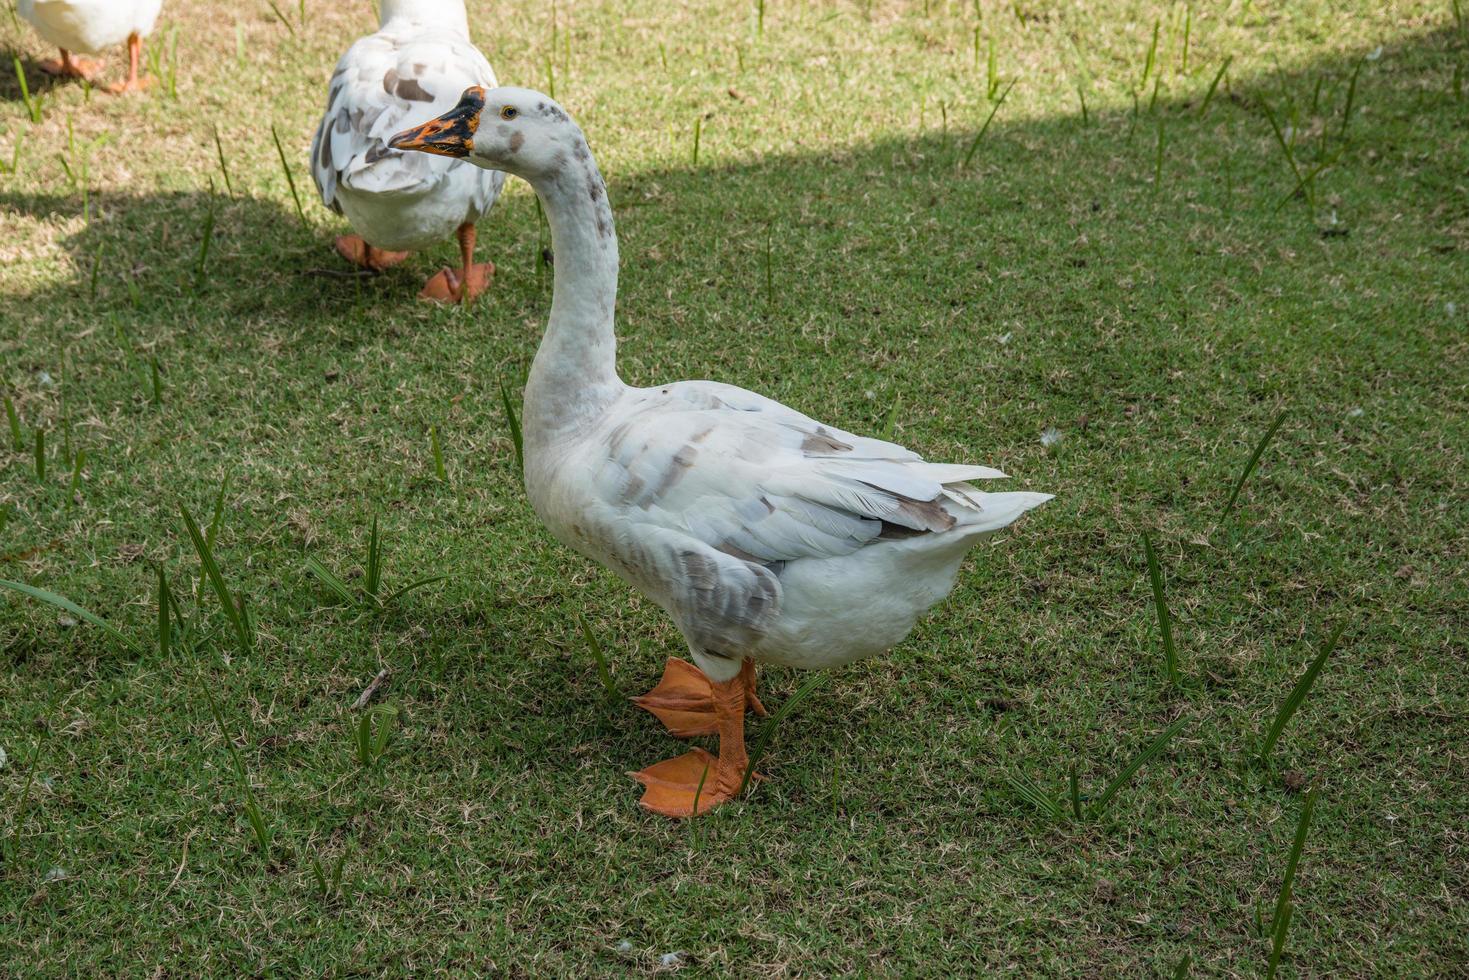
[17, 0, 161, 54]
[309, 0, 502, 253]
[528, 380, 1051, 681]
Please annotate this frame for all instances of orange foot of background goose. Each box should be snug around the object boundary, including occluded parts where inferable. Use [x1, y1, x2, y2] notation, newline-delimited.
[38, 49, 101, 80]
[419, 222, 493, 305]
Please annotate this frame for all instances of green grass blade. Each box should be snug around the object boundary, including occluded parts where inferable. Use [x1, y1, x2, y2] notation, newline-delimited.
[1173, 953, 1192, 978]
[575, 612, 618, 701]
[1007, 772, 1063, 819]
[197, 671, 270, 858]
[371, 707, 397, 759]
[1266, 901, 1293, 979]
[365, 513, 382, 601]
[1222, 408, 1288, 518]
[269, 123, 307, 227]
[263, 0, 295, 35]
[498, 378, 524, 476]
[1199, 56, 1232, 117]
[205, 474, 231, 551]
[33, 428, 45, 482]
[380, 575, 446, 606]
[356, 712, 372, 767]
[1068, 763, 1083, 819]
[1259, 621, 1347, 762]
[962, 78, 1017, 167]
[1339, 55, 1365, 141]
[880, 394, 901, 441]
[304, 555, 358, 607]
[180, 505, 253, 657]
[0, 579, 142, 655]
[1270, 786, 1318, 961]
[1142, 531, 1181, 688]
[739, 673, 828, 796]
[1089, 715, 1189, 816]
[66, 449, 85, 506]
[156, 566, 171, 659]
[13, 57, 40, 124]
[212, 124, 234, 196]
[5, 396, 23, 450]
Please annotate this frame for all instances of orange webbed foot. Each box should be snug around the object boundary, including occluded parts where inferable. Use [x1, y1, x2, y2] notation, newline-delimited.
[104, 74, 155, 95]
[418, 261, 494, 304]
[633, 658, 767, 736]
[335, 235, 410, 273]
[38, 55, 102, 80]
[631, 749, 742, 818]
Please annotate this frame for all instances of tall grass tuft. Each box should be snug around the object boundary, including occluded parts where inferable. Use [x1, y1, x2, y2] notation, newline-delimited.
[32, 428, 45, 482]
[353, 705, 399, 769]
[213, 125, 235, 197]
[1199, 57, 1232, 117]
[1266, 786, 1319, 978]
[692, 115, 702, 166]
[1139, 18, 1160, 92]
[739, 673, 828, 797]
[4, 396, 22, 450]
[1221, 408, 1287, 518]
[13, 57, 41, 124]
[575, 612, 619, 702]
[1007, 771, 1063, 819]
[962, 79, 1017, 168]
[1258, 622, 1347, 764]
[264, 0, 295, 36]
[181, 504, 253, 657]
[1339, 55, 1366, 141]
[270, 123, 308, 227]
[66, 450, 86, 507]
[305, 513, 444, 612]
[1088, 715, 1189, 817]
[0, 579, 143, 655]
[198, 675, 272, 858]
[1141, 531, 1181, 688]
[498, 378, 524, 477]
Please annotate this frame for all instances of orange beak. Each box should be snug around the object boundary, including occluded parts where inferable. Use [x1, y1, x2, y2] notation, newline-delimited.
[389, 86, 485, 158]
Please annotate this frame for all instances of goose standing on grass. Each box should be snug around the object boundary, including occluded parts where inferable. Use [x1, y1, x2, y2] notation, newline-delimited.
[391, 87, 1052, 817]
[310, 0, 502, 303]
[17, 0, 162, 92]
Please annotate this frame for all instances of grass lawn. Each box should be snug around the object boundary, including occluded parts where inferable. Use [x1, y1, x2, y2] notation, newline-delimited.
[2, 0, 1466, 973]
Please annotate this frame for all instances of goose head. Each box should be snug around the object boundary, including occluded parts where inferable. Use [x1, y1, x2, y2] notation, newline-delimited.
[389, 85, 586, 184]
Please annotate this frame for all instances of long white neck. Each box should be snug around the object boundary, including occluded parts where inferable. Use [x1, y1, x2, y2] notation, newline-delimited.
[379, 0, 470, 35]
[522, 139, 623, 451]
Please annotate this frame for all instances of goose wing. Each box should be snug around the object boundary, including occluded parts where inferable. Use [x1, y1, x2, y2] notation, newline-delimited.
[587, 381, 1034, 655]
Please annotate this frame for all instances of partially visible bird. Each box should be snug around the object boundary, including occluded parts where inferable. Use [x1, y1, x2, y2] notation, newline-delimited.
[18, 0, 162, 93]
[310, 0, 502, 303]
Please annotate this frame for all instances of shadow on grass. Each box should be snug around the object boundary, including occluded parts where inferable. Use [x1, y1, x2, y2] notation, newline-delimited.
[2, 24, 1460, 358]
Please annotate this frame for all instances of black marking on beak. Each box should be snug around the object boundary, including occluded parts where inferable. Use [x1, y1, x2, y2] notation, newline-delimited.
[388, 85, 486, 158]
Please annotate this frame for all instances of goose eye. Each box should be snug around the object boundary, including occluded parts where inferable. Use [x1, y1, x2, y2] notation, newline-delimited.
[500, 106, 519, 120]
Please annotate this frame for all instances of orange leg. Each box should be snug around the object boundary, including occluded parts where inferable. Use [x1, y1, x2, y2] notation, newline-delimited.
[632, 666, 753, 818]
[634, 657, 767, 737]
[418, 222, 494, 305]
[38, 49, 102, 80]
[335, 235, 411, 272]
[105, 33, 152, 94]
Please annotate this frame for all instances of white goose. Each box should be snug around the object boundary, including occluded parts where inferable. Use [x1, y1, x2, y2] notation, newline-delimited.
[310, 0, 502, 303]
[390, 88, 1052, 817]
[18, 0, 162, 92]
